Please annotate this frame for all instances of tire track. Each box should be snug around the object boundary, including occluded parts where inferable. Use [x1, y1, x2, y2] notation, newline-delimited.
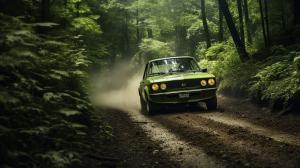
[152, 112, 300, 168]
[125, 109, 224, 168]
[197, 112, 300, 146]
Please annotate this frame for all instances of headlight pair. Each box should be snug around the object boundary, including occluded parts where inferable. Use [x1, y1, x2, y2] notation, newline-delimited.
[201, 79, 215, 86]
[151, 83, 167, 91]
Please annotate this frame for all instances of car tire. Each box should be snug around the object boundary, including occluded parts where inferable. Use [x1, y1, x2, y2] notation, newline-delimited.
[206, 96, 217, 110]
[146, 100, 159, 115]
[140, 96, 146, 113]
[140, 96, 158, 115]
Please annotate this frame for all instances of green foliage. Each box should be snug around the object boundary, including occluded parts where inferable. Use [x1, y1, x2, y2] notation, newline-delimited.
[294, 55, 300, 73]
[249, 54, 300, 104]
[131, 38, 174, 67]
[139, 38, 174, 59]
[0, 13, 109, 168]
[200, 42, 300, 109]
[71, 16, 101, 34]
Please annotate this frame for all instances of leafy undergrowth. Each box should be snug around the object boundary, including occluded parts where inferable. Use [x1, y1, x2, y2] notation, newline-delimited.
[199, 42, 300, 112]
[0, 14, 110, 167]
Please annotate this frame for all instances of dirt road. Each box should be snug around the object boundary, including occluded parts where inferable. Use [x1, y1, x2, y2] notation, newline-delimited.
[98, 95, 300, 168]
[91, 74, 300, 167]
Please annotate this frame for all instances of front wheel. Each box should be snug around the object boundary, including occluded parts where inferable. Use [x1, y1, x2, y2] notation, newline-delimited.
[206, 97, 217, 110]
[146, 101, 159, 115]
[140, 97, 147, 113]
[140, 97, 158, 115]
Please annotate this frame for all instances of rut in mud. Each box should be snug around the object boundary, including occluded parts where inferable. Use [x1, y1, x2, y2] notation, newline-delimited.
[91, 73, 300, 168]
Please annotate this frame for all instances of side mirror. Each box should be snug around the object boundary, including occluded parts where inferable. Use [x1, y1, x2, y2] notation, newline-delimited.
[201, 68, 208, 72]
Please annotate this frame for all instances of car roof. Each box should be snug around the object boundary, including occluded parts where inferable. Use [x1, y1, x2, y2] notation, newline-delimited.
[148, 56, 196, 64]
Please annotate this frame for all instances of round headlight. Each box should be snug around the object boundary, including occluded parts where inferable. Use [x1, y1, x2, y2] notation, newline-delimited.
[151, 83, 159, 91]
[208, 79, 216, 86]
[160, 83, 167, 90]
[200, 80, 207, 86]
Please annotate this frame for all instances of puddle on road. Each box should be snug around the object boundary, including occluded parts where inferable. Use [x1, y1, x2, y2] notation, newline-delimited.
[127, 109, 223, 168]
[198, 113, 300, 146]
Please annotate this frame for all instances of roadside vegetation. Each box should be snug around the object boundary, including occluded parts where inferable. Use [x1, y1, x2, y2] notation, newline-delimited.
[1, 0, 300, 167]
[200, 42, 300, 112]
[0, 1, 110, 167]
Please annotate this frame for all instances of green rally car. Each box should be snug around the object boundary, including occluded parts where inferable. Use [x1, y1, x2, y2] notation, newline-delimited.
[139, 56, 217, 114]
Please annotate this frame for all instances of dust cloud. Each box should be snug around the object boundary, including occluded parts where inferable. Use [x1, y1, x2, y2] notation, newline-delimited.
[90, 62, 143, 112]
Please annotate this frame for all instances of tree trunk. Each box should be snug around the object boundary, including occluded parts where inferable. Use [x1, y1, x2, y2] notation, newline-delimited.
[280, 0, 286, 30]
[200, 0, 211, 48]
[264, 0, 270, 46]
[147, 28, 153, 38]
[75, 1, 80, 17]
[123, 11, 131, 59]
[294, 0, 300, 25]
[237, 0, 245, 45]
[259, 0, 268, 48]
[136, 6, 140, 46]
[38, 0, 52, 33]
[218, 0, 224, 42]
[175, 26, 181, 55]
[40, 0, 51, 21]
[243, 0, 252, 44]
[175, 26, 187, 55]
[218, 0, 248, 61]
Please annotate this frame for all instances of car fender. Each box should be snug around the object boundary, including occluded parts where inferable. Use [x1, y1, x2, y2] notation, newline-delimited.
[142, 85, 150, 102]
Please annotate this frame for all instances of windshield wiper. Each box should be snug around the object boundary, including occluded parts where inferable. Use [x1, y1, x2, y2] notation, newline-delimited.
[148, 72, 167, 76]
[169, 70, 198, 74]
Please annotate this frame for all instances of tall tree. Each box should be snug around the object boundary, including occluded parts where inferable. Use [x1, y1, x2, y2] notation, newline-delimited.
[147, 28, 153, 38]
[294, 0, 300, 25]
[264, 0, 270, 46]
[123, 11, 131, 58]
[280, 0, 286, 30]
[218, 0, 224, 41]
[200, 0, 211, 48]
[218, 0, 248, 61]
[136, 1, 141, 46]
[40, 0, 51, 21]
[243, 0, 252, 44]
[237, 0, 245, 45]
[175, 26, 187, 55]
[258, 0, 268, 48]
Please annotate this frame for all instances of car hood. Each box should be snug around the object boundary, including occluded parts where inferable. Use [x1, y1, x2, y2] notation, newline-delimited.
[147, 72, 215, 83]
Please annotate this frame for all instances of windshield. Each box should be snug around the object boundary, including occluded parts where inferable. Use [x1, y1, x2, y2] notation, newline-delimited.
[148, 58, 200, 76]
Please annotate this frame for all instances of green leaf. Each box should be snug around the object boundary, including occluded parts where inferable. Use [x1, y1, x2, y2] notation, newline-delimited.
[43, 92, 61, 102]
[31, 22, 59, 27]
[0, 91, 20, 104]
[51, 70, 70, 78]
[58, 109, 81, 117]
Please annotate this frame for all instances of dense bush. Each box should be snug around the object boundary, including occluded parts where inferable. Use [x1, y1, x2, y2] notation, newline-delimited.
[199, 42, 300, 111]
[0, 13, 108, 168]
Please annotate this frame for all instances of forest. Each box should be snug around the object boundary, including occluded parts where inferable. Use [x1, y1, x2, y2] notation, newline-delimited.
[1, 0, 300, 167]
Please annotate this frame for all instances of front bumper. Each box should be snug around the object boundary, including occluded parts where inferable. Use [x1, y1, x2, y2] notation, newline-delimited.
[148, 88, 217, 104]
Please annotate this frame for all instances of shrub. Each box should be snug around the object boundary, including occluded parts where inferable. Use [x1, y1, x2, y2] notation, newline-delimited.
[0, 13, 109, 168]
[198, 42, 300, 110]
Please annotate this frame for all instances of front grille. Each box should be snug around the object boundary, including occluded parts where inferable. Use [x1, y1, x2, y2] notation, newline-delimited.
[164, 78, 215, 92]
[150, 88, 216, 103]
